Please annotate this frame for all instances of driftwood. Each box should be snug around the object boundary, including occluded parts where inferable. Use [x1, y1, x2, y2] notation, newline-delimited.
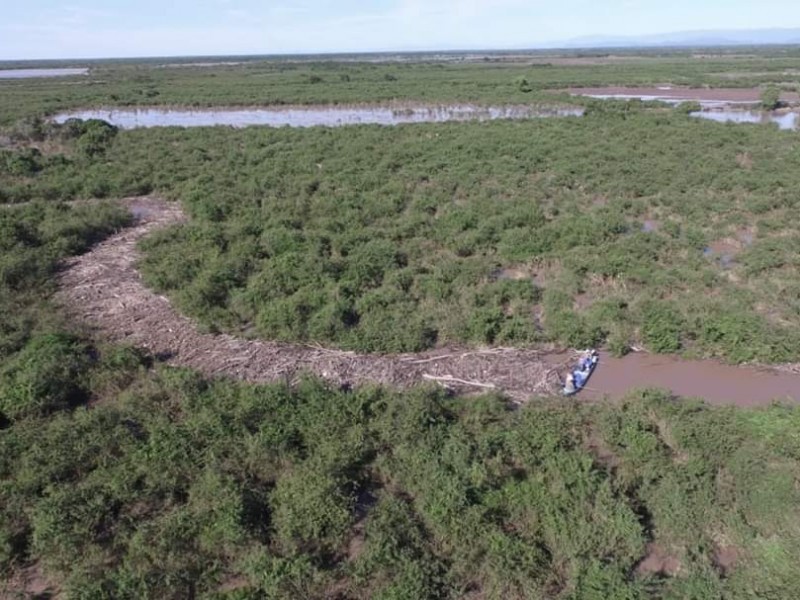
[422, 374, 497, 389]
[55, 196, 571, 400]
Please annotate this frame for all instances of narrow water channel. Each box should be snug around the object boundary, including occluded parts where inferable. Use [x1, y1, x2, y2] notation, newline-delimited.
[582, 351, 800, 407]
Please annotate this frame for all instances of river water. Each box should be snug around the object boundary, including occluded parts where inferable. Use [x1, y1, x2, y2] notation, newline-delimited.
[0, 68, 89, 79]
[582, 352, 800, 407]
[691, 110, 799, 131]
[51, 105, 584, 129]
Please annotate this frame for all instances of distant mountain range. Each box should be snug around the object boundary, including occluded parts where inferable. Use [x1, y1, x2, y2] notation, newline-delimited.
[559, 28, 800, 49]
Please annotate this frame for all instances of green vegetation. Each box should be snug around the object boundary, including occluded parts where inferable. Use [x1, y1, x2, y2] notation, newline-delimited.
[7, 103, 800, 360]
[2, 48, 800, 125]
[760, 86, 782, 110]
[2, 50, 800, 597]
[4, 369, 800, 598]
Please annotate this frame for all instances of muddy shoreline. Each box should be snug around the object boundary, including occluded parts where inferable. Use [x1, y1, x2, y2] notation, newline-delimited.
[56, 197, 800, 406]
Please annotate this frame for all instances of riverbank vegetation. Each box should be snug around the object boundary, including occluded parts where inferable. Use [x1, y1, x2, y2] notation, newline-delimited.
[3, 50, 800, 597]
[6, 105, 800, 361]
[4, 366, 800, 598]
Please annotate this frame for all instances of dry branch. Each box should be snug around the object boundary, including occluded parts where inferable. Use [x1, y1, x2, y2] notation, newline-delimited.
[54, 196, 570, 402]
[422, 374, 497, 389]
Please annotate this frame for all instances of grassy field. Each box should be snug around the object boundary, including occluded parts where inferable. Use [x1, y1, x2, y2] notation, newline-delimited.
[2, 49, 800, 598]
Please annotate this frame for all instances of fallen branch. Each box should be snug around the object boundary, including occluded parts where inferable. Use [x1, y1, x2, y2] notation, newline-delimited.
[401, 354, 459, 365]
[304, 342, 356, 357]
[422, 374, 497, 389]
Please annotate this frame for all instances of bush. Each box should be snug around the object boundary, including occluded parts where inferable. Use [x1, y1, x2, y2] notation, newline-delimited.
[675, 101, 702, 114]
[641, 301, 683, 353]
[1, 148, 42, 177]
[607, 324, 633, 357]
[760, 86, 781, 110]
[271, 466, 353, 553]
[514, 75, 533, 93]
[0, 333, 92, 420]
[75, 119, 118, 158]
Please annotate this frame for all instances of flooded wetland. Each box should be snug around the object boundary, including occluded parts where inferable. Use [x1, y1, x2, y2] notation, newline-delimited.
[36, 86, 800, 405]
[5, 47, 800, 600]
[53, 104, 583, 129]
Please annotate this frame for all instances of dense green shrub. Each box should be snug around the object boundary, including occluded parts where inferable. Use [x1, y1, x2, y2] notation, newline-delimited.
[760, 86, 781, 110]
[3, 54, 800, 597]
[1, 363, 800, 598]
[0, 334, 91, 420]
[75, 119, 118, 158]
[675, 101, 702, 114]
[514, 75, 533, 93]
[641, 301, 683, 353]
[271, 467, 354, 553]
[1, 148, 42, 176]
[3, 90, 800, 360]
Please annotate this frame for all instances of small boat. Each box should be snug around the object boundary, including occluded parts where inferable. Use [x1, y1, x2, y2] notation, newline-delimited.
[562, 349, 599, 396]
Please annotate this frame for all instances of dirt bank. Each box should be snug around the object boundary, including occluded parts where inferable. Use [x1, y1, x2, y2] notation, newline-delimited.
[56, 197, 800, 406]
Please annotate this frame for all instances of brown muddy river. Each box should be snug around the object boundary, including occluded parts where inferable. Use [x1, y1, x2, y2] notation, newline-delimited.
[582, 352, 800, 407]
[51, 104, 584, 129]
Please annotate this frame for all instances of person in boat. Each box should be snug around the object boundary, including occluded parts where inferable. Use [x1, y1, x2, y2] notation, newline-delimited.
[564, 372, 577, 394]
[573, 369, 587, 388]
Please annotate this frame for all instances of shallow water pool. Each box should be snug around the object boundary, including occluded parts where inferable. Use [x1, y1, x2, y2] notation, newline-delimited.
[52, 104, 585, 129]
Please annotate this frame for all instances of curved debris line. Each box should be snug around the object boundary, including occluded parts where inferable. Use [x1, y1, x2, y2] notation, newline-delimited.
[56, 197, 800, 406]
[56, 197, 563, 401]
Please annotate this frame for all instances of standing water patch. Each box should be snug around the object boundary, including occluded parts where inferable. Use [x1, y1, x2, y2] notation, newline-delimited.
[51, 104, 584, 129]
[691, 110, 799, 131]
[0, 68, 89, 79]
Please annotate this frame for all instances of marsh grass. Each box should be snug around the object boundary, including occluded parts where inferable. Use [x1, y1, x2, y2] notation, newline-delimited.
[3, 372, 800, 598]
[5, 108, 798, 360]
[2, 51, 800, 598]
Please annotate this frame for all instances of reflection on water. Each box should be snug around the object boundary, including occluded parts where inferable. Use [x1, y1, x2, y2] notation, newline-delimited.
[691, 110, 799, 130]
[585, 351, 800, 406]
[51, 105, 585, 129]
[0, 68, 89, 79]
[577, 94, 754, 108]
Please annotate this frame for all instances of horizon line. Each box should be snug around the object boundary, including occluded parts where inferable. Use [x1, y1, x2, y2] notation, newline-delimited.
[2, 36, 800, 64]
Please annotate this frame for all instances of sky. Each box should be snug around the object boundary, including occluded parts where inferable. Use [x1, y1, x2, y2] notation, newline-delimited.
[2, 0, 800, 60]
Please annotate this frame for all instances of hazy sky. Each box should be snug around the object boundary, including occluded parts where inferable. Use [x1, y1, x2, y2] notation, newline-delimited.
[2, 0, 800, 60]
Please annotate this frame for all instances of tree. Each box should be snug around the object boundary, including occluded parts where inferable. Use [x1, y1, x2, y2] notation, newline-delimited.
[75, 119, 118, 158]
[760, 86, 781, 111]
[514, 76, 533, 93]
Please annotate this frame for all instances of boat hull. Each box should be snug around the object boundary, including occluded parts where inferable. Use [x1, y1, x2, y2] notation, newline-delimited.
[562, 352, 599, 396]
